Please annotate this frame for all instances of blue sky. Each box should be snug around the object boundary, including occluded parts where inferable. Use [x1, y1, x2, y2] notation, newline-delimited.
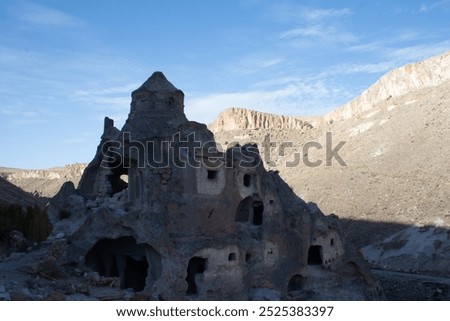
[1, 0, 450, 169]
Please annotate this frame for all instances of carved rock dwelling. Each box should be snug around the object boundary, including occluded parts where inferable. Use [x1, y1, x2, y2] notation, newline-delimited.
[48, 72, 380, 300]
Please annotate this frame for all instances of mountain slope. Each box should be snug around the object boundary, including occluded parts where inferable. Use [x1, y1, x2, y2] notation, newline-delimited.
[0, 164, 86, 198]
[0, 176, 38, 208]
[324, 50, 450, 122]
[210, 51, 450, 278]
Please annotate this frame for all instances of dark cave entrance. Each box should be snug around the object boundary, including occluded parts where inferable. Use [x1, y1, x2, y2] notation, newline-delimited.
[235, 196, 264, 225]
[287, 274, 305, 292]
[252, 201, 263, 225]
[86, 236, 161, 292]
[307, 245, 323, 265]
[123, 256, 149, 291]
[108, 168, 128, 196]
[243, 174, 251, 187]
[207, 169, 217, 180]
[107, 164, 129, 196]
[185, 257, 207, 296]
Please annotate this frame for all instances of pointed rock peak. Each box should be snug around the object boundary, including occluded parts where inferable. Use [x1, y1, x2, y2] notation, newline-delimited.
[133, 71, 179, 94]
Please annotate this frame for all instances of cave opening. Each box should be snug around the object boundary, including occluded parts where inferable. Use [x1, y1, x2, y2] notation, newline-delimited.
[307, 245, 323, 265]
[107, 165, 129, 196]
[235, 196, 264, 225]
[185, 257, 207, 296]
[252, 201, 264, 225]
[207, 170, 217, 180]
[85, 236, 161, 292]
[228, 253, 236, 261]
[243, 174, 251, 187]
[287, 274, 305, 292]
[123, 255, 149, 291]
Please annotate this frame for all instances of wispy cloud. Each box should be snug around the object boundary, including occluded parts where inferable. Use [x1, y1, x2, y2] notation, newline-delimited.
[269, 3, 351, 23]
[275, 5, 357, 46]
[279, 24, 357, 44]
[389, 40, 450, 61]
[347, 28, 426, 54]
[419, 0, 450, 12]
[300, 8, 352, 22]
[73, 83, 138, 109]
[229, 56, 284, 76]
[12, 1, 82, 27]
[0, 107, 48, 125]
[186, 80, 352, 123]
[325, 62, 397, 75]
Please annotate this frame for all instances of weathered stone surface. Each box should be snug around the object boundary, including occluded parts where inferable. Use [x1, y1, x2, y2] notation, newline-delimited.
[209, 107, 313, 132]
[44, 71, 380, 300]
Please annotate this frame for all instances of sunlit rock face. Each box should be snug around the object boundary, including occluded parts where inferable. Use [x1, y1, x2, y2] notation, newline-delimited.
[49, 72, 382, 300]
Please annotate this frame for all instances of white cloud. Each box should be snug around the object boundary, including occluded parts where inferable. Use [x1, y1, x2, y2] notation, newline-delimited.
[326, 61, 397, 75]
[276, 6, 356, 46]
[74, 83, 139, 107]
[347, 41, 384, 53]
[230, 56, 284, 76]
[419, 5, 428, 12]
[347, 29, 424, 54]
[300, 8, 352, 22]
[389, 40, 450, 62]
[279, 24, 358, 44]
[418, 0, 450, 12]
[185, 81, 351, 124]
[1, 107, 38, 118]
[269, 4, 351, 23]
[12, 1, 82, 27]
[73, 91, 131, 109]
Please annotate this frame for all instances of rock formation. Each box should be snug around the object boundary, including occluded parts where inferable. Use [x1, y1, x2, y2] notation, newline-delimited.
[209, 108, 314, 132]
[0, 164, 86, 199]
[44, 72, 381, 300]
[324, 50, 450, 122]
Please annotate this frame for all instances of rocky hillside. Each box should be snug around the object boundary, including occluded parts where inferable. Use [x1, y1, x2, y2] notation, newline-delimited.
[0, 164, 86, 199]
[324, 50, 450, 122]
[0, 177, 38, 208]
[211, 51, 450, 281]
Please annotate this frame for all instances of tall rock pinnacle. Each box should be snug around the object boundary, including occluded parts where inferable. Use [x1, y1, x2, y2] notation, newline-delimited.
[132, 71, 180, 94]
[122, 71, 188, 139]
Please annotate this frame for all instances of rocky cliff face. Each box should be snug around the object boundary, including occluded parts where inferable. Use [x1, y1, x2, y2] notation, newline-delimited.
[324, 50, 450, 122]
[209, 108, 313, 132]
